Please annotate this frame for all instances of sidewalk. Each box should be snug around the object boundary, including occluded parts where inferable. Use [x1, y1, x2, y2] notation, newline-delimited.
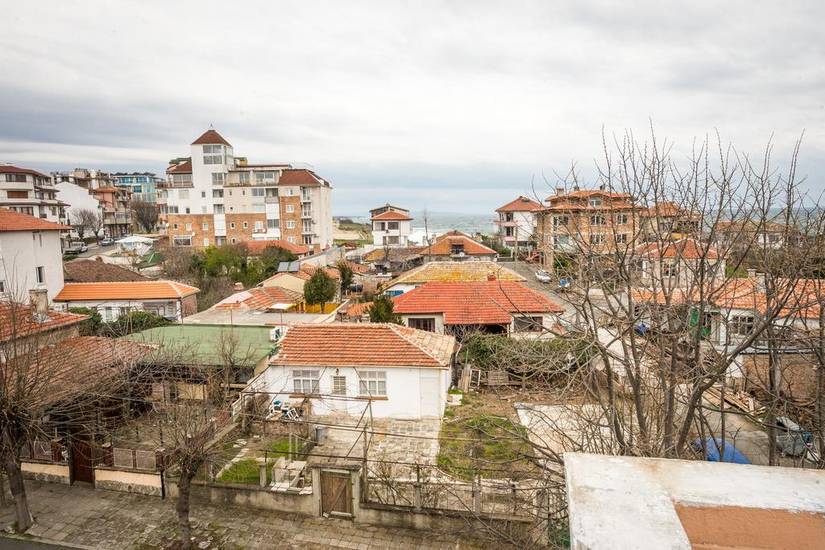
[1, 481, 482, 549]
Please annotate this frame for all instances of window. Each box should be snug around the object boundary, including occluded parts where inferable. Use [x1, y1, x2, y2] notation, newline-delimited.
[251, 188, 265, 197]
[231, 237, 236, 244]
[615, 213, 629, 225]
[255, 171, 276, 184]
[238, 172, 250, 184]
[253, 204, 266, 212]
[267, 219, 279, 229]
[287, 220, 296, 229]
[214, 204, 225, 214]
[293, 369, 320, 394]
[7, 190, 28, 199]
[451, 243, 465, 255]
[408, 317, 436, 332]
[203, 144, 223, 164]
[242, 222, 248, 229]
[553, 235, 571, 250]
[202, 223, 209, 230]
[552, 215, 569, 228]
[303, 235, 313, 245]
[514, 316, 544, 332]
[589, 198, 602, 207]
[589, 234, 605, 244]
[387, 222, 399, 230]
[302, 220, 312, 233]
[230, 222, 236, 229]
[173, 223, 179, 230]
[662, 260, 677, 277]
[212, 189, 224, 198]
[201, 191, 206, 198]
[286, 204, 295, 213]
[35, 266, 45, 284]
[590, 214, 605, 226]
[212, 173, 226, 186]
[0, 280, 5, 293]
[185, 223, 192, 231]
[255, 220, 263, 230]
[729, 315, 754, 337]
[185, 207, 190, 214]
[332, 376, 347, 396]
[173, 236, 192, 246]
[287, 236, 296, 243]
[203, 238, 210, 246]
[615, 233, 628, 244]
[5, 173, 27, 183]
[178, 189, 189, 199]
[359, 371, 387, 396]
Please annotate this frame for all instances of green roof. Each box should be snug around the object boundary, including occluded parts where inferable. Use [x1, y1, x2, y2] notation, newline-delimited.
[123, 324, 276, 367]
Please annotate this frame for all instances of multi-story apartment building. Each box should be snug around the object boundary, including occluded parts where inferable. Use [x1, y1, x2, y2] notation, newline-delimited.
[112, 172, 161, 203]
[495, 196, 543, 254]
[52, 168, 133, 238]
[370, 204, 413, 247]
[536, 187, 639, 269]
[0, 164, 66, 224]
[159, 129, 333, 251]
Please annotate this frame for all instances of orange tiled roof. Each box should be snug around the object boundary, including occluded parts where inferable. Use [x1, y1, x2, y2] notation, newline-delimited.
[0, 209, 71, 232]
[270, 323, 455, 368]
[191, 129, 232, 146]
[640, 201, 686, 218]
[371, 210, 413, 221]
[0, 302, 88, 343]
[166, 159, 192, 174]
[300, 263, 340, 280]
[0, 164, 48, 178]
[245, 239, 310, 256]
[423, 234, 497, 257]
[215, 286, 303, 311]
[635, 238, 720, 260]
[386, 260, 524, 286]
[345, 301, 373, 317]
[496, 196, 544, 213]
[393, 281, 564, 325]
[54, 280, 200, 301]
[279, 169, 327, 187]
[11, 336, 155, 407]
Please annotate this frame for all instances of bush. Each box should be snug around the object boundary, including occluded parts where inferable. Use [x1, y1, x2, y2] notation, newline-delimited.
[304, 270, 337, 311]
[102, 310, 171, 337]
[368, 294, 401, 324]
[68, 307, 102, 336]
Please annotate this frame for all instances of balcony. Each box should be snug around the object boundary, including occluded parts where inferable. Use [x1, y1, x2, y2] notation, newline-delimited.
[265, 196, 279, 204]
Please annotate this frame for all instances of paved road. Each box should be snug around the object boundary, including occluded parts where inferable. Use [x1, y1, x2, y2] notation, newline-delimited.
[75, 243, 116, 258]
[0, 538, 67, 549]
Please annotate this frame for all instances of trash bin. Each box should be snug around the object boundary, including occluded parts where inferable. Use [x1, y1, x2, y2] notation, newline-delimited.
[314, 425, 326, 446]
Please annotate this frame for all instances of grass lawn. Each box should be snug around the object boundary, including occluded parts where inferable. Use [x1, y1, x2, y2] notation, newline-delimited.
[218, 458, 269, 485]
[437, 393, 535, 481]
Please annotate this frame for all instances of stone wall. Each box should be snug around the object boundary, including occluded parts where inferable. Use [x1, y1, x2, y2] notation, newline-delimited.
[94, 467, 162, 496]
[21, 461, 70, 484]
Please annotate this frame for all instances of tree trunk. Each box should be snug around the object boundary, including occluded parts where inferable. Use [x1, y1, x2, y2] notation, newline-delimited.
[176, 472, 194, 550]
[3, 459, 32, 532]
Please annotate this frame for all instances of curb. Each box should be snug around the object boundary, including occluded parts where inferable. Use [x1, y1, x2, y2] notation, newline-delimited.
[0, 532, 97, 549]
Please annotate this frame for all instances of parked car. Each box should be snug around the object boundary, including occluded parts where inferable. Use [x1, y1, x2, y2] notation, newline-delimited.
[775, 416, 813, 457]
[66, 242, 88, 254]
[535, 269, 552, 283]
[100, 237, 115, 246]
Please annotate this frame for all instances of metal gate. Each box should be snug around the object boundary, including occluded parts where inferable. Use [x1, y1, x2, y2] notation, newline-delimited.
[70, 439, 95, 484]
[320, 471, 352, 517]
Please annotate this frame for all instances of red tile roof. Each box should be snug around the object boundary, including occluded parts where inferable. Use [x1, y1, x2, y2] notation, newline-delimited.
[496, 196, 544, 213]
[0, 164, 49, 178]
[0, 302, 88, 343]
[0, 209, 71, 232]
[635, 238, 720, 260]
[64, 260, 148, 283]
[54, 281, 200, 301]
[11, 336, 155, 406]
[423, 234, 497, 257]
[244, 239, 310, 256]
[270, 323, 455, 368]
[371, 210, 413, 221]
[166, 159, 192, 174]
[191, 129, 232, 146]
[215, 286, 304, 311]
[393, 281, 564, 325]
[345, 301, 373, 317]
[278, 169, 327, 187]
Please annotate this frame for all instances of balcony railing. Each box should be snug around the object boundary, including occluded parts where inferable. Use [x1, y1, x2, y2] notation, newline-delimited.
[265, 196, 279, 204]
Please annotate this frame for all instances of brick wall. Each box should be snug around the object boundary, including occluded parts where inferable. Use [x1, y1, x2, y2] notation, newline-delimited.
[225, 213, 267, 244]
[279, 195, 302, 247]
[166, 214, 214, 247]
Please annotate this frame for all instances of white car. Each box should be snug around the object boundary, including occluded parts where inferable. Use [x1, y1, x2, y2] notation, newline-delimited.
[535, 269, 552, 283]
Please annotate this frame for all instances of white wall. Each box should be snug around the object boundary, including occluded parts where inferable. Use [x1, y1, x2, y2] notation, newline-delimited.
[399, 313, 446, 334]
[0, 230, 65, 303]
[54, 298, 182, 321]
[372, 220, 412, 247]
[254, 364, 450, 419]
[56, 181, 102, 235]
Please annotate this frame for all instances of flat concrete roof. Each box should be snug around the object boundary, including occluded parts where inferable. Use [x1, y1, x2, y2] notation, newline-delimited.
[182, 308, 335, 326]
[564, 453, 825, 550]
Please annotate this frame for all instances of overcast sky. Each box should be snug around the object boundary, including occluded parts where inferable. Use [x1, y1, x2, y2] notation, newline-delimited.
[1, 1, 823, 215]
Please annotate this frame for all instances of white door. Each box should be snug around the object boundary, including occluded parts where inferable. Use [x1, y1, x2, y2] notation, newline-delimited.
[419, 370, 441, 417]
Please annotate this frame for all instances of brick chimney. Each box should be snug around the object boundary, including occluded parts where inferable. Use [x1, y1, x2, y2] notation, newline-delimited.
[28, 287, 49, 319]
[555, 185, 565, 196]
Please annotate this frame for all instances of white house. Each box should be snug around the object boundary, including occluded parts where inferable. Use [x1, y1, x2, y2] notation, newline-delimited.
[495, 196, 543, 253]
[370, 204, 413, 247]
[54, 178, 104, 238]
[241, 323, 457, 419]
[0, 209, 68, 303]
[53, 280, 200, 322]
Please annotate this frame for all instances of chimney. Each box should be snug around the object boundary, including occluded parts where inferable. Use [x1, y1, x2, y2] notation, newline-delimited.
[599, 183, 606, 191]
[29, 287, 49, 319]
[487, 270, 496, 281]
[746, 268, 756, 279]
[555, 185, 565, 196]
[234, 282, 244, 291]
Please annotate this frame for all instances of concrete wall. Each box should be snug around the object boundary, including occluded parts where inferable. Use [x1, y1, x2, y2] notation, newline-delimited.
[54, 298, 184, 321]
[94, 467, 162, 496]
[21, 461, 70, 484]
[166, 478, 316, 515]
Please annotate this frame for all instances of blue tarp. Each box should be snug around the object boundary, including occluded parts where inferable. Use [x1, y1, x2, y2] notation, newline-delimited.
[694, 437, 751, 464]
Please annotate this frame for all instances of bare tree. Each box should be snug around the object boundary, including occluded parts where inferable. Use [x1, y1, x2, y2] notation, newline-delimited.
[70, 208, 101, 241]
[131, 200, 159, 233]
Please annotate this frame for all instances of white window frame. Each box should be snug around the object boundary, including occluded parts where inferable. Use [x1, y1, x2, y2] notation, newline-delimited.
[358, 370, 387, 397]
[332, 375, 347, 396]
[292, 369, 320, 394]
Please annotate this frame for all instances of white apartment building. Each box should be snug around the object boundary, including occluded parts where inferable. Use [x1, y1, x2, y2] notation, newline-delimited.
[159, 129, 333, 251]
[0, 164, 66, 224]
[495, 196, 543, 253]
[0, 209, 68, 303]
[370, 204, 413, 247]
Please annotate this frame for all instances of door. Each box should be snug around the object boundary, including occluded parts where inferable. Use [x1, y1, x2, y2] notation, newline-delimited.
[320, 471, 352, 517]
[70, 438, 95, 484]
[419, 369, 441, 417]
